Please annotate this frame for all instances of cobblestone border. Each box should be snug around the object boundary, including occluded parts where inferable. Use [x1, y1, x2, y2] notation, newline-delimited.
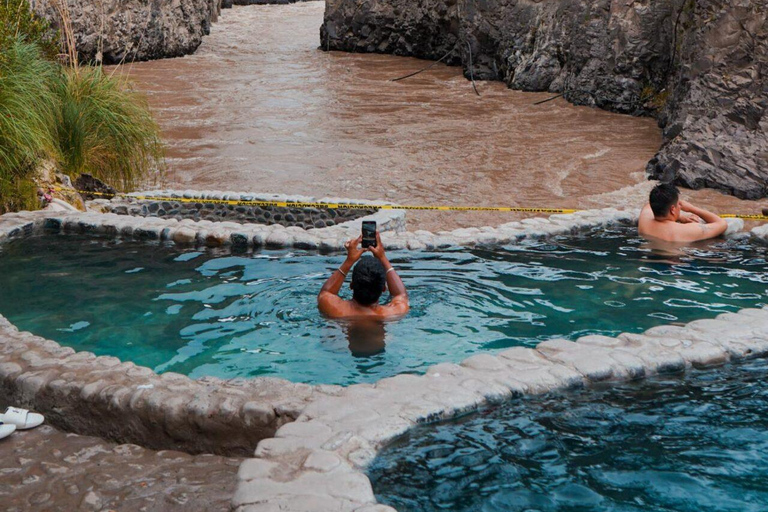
[0, 199, 763, 511]
[103, 189, 387, 230]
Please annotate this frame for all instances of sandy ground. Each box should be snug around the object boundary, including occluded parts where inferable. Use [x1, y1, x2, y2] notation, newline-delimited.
[0, 425, 239, 512]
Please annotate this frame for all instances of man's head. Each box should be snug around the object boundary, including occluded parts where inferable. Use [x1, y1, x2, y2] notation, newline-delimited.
[351, 256, 386, 305]
[649, 182, 680, 219]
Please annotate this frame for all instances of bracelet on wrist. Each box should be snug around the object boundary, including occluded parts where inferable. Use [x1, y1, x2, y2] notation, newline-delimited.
[337, 267, 347, 277]
[385, 267, 395, 274]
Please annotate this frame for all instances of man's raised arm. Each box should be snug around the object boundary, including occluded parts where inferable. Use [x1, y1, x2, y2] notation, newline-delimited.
[368, 232, 409, 313]
[318, 236, 363, 314]
[679, 200, 727, 241]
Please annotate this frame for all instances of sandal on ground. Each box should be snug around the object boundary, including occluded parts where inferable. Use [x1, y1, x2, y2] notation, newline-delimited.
[0, 407, 44, 430]
[0, 423, 16, 440]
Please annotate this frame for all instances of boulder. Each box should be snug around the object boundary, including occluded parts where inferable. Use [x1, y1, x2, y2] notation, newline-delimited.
[74, 174, 117, 200]
[32, 0, 222, 64]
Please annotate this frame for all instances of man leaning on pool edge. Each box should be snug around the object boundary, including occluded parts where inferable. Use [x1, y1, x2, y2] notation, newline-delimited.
[638, 182, 727, 243]
[317, 231, 409, 319]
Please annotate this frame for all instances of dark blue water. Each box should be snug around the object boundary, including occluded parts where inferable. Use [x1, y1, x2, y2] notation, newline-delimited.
[0, 226, 765, 384]
[369, 358, 768, 512]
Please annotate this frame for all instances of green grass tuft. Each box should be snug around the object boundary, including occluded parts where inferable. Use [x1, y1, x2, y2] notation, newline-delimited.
[55, 67, 164, 190]
[0, 39, 58, 213]
[0, 0, 165, 212]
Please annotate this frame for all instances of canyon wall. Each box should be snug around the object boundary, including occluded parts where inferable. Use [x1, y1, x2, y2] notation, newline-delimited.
[322, 0, 767, 199]
[32, 0, 222, 64]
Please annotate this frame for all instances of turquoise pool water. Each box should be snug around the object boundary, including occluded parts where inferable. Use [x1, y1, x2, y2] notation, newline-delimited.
[0, 227, 765, 385]
[369, 358, 768, 511]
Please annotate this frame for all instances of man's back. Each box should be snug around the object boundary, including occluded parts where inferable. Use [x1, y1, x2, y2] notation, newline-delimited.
[318, 294, 408, 319]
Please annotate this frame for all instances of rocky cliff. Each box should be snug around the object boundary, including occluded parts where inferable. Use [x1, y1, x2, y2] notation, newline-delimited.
[32, 0, 222, 64]
[322, 0, 767, 199]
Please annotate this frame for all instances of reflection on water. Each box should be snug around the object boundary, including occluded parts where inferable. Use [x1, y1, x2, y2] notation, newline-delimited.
[343, 319, 387, 357]
[0, 228, 765, 385]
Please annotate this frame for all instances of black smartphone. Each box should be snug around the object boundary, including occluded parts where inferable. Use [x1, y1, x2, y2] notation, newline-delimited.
[362, 221, 377, 248]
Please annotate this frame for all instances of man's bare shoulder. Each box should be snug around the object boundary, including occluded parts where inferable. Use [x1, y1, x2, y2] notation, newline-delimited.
[680, 220, 729, 242]
[637, 205, 657, 234]
[381, 295, 409, 317]
[317, 291, 353, 318]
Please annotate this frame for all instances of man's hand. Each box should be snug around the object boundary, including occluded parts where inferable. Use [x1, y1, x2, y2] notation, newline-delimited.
[367, 232, 387, 261]
[675, 199, 728, 241]
[679, 211, 702, 224]
[344, 236, 365, 263]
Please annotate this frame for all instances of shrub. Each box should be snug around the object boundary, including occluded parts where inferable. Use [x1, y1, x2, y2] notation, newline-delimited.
[0, 39, 58, 213]
[55, 66, 164, 190]
[0, 0, 164, 212]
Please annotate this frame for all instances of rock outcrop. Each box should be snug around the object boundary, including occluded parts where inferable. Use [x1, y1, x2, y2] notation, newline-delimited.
[322, 0, 767, 199]
[31, 0, 222, 64]
[74, 173, 117, 200]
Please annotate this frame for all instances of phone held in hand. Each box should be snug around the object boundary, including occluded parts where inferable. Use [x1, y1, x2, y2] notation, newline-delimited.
[362, 221, 377, 248]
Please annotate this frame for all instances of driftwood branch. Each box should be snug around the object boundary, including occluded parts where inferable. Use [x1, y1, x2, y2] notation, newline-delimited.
[466, 41, 480, 96]
[533, 93, 564, 105]
[389, 42, 458, 82]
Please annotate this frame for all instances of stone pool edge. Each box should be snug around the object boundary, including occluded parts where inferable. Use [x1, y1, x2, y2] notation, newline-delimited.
[232, 308, 768, 512]
[0, 310, 339, 456]
[0, 202, 766, 511]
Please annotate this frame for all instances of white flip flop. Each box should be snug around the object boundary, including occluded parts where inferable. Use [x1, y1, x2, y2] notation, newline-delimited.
[0, 407, 44, 430]
[0, 423, 16, 440]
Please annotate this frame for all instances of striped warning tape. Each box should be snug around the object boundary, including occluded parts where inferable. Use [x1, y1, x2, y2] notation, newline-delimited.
[52, 187, 768, 220]
[721, 214, 768, 221]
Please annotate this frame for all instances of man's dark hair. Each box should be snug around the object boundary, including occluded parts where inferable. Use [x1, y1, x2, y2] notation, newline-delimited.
[351, 256, 386, 305]
[649, 182, 679, 217]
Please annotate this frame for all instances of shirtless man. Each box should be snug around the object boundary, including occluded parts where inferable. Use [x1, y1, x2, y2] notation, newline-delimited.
[638, 183, 727, 243]
[318, 232, 409, 319]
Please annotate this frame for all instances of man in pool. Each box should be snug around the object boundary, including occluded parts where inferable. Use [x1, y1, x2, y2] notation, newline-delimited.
[638, 183, 727, 243]
[318, 231, 409, 319]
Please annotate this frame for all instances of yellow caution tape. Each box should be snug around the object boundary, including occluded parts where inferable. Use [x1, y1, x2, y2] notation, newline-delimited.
[51, 187, 768, 220]
[720, 214, 768, 221]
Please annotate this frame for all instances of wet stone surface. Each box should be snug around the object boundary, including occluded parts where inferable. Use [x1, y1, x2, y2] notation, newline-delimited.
[0, 426, 240, 512]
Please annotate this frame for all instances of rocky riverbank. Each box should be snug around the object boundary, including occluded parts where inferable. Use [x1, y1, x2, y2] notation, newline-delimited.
[31, 0, 223, 63]
[321, 0, 767, 200]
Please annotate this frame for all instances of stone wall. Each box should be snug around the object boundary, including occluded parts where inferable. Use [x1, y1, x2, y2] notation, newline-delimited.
[321, 0, 768, 200]
[31, 0, 222, 64]
[107, 190, 379, 229]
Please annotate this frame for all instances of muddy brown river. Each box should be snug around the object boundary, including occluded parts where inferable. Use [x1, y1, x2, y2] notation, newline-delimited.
[122, 2, 766, 231]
